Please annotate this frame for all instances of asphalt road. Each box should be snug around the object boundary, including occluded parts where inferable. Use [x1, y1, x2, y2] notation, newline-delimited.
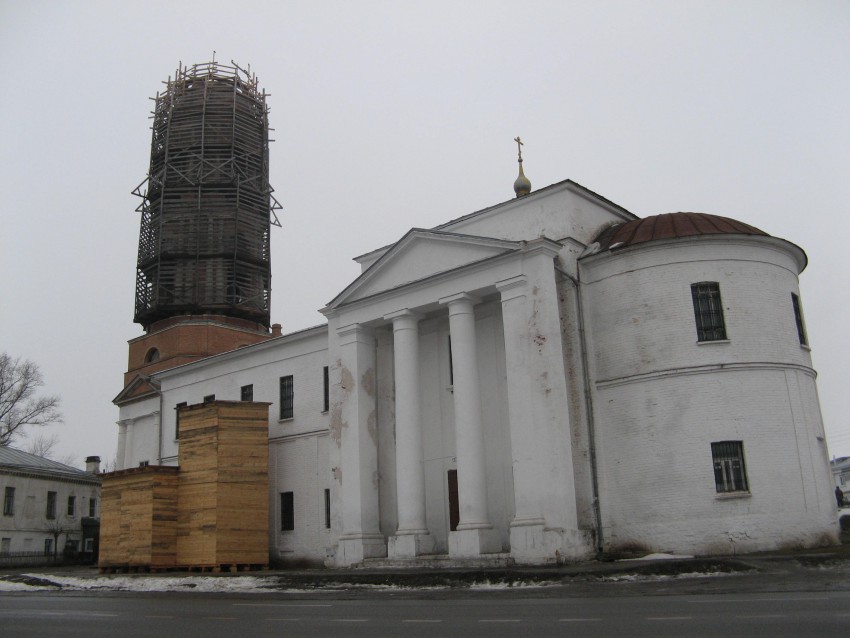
[2, 590, 849, 637]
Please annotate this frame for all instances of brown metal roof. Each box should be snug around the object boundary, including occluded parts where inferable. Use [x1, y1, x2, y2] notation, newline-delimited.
[593, 212, 769, 251]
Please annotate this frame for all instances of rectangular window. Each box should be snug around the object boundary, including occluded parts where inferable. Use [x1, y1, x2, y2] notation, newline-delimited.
[46, 491, 56, 519]
[67, 495, 76, 517]
[203, 394, 215, 403]
[280, 375, 294, 420]
[691, 282, 727, 341]
[712, 441, 749, 493]
[280, 491, 294, 531]
[89, 497, 97, 518]
[175, 401, 187, 439]
[1, 538, 10, 554]
[44, 538, 52, 556]
[322, 366, 329, 413]
[324, 488, 331, 529]
[3, 486, 14, 516]
[791, 293, 808, 346]
[241, 384, 253, 402]
[84, 538, 94, 552]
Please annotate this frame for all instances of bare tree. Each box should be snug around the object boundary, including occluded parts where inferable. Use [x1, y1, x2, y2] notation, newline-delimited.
[0, 352, 62, 446]
[25, 432, 60, 458]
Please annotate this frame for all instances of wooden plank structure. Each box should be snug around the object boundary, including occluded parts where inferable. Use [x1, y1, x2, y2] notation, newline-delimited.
[99, 465, 179, 570]
[176, 401, 270, 570]
[99, 401, 269, 572]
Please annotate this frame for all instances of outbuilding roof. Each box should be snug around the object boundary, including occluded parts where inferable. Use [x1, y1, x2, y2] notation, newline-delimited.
[0, 446, 99, 483]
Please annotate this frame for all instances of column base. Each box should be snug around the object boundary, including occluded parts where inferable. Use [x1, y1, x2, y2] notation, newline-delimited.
[449, 526, 502, 558]
[336, 533, 387, 566]
[388, 531, 435, 558]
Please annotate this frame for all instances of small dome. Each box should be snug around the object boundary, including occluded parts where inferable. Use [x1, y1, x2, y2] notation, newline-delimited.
[514, 164, 531, 197]
[592, 212, 768, 251]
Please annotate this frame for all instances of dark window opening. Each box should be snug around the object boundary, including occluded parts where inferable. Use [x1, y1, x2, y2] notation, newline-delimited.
[46, 491, 56, 520]
[241, 384, 253, 402]
[3, 487, 14, 516]
[712, 441, 749, 493]
[203, 394, 215, 403]
[447, 469, 459, 532]
[792, 293, 808, 346]
[322, 366, 329, 413]
[89, 498, 97, 518]
[324, 488, 331, 529]
[280, 375, 294, 420]
[67, 496, 76, 517]
[691, 282, 727, 341]
[281, 491, 294, 531]
[144, 347, 160, 363]
[175, 401, 187, 439]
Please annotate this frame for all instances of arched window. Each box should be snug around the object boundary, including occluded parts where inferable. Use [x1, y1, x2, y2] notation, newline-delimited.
[144, 347, 161, 363]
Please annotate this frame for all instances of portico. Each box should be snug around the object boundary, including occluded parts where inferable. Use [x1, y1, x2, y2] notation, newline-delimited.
[324, 230, 585, 565]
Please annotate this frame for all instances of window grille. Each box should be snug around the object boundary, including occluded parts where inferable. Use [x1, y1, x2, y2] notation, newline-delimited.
[791, 293, 808, 346]
[281, 491, 294, 531]
[691, 282, 727, 341]
[280, 375, 294, 419]
[711, 441, 749, 493]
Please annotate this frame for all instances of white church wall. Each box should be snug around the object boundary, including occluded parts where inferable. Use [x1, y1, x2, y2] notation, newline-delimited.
[117, 396, 160, 469]
[594, 369, 837, 554]
[581, 234, 836, 555]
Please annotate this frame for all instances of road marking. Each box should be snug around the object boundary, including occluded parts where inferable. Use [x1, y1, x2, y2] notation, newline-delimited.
[266, 618, 301, 622]
[736, 614, 785, 619]
[647, 616, 693, 620]
[479, 619, 522, 623]
[402, 619, 442, 623]
[689, 597, 831, 603]
[559, 618, 602, 622]
[233, 603, 331, 607]
[332, 619, 369, 622]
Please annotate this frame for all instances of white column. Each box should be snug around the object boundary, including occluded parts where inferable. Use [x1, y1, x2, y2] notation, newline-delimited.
[386, 310, 434, 558]
[440, 292, 500, 557]
[335, 323, 387, 565]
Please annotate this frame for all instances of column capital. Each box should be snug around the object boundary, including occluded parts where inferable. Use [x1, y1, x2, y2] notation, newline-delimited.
[496, 275, 528, 301]
[438, 292, 481, 308]
[384, 308, 422, 323]
[520, 236, 562, 258]
[337, 323, 373, 345]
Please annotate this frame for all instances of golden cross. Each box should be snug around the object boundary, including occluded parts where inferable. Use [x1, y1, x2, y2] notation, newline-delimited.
[514, 136, 524, 161]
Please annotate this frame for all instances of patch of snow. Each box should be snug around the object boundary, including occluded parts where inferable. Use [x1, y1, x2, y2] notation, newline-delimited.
[11, 574, 274, 593]
[469, 580, 557, 590]
[618, 553, 694, 561]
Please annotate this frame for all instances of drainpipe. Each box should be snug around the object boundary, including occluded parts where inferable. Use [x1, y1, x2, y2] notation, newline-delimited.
[556, 265, 604, 554]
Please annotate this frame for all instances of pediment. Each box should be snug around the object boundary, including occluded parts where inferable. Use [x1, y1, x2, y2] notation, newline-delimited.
[328, 229, 522, 308]
[113, 374, 160, 406]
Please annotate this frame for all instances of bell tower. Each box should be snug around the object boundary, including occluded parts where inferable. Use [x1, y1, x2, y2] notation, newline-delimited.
[117, 60, 282, 398]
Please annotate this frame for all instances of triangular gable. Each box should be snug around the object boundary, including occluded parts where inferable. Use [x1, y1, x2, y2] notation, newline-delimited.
[113, 374, 160, 406]
[327, 229, 523, 309]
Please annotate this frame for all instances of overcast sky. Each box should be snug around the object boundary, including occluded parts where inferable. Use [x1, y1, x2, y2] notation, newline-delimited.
[1, 0, 848, 468]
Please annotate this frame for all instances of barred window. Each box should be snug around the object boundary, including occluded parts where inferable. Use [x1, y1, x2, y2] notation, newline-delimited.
[691, 282, 727, 341]
[791, 293, 808, 346]
[280, 375, 294, 419]
[281, 491, 294, 531]
[712, 441, 749, 493]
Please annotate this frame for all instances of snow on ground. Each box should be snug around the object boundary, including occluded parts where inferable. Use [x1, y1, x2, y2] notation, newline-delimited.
[618, 553, 694, 561]
[0, 574, 276, 593]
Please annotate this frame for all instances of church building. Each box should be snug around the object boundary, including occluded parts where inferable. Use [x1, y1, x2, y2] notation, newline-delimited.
[111, 62, 837, 568]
